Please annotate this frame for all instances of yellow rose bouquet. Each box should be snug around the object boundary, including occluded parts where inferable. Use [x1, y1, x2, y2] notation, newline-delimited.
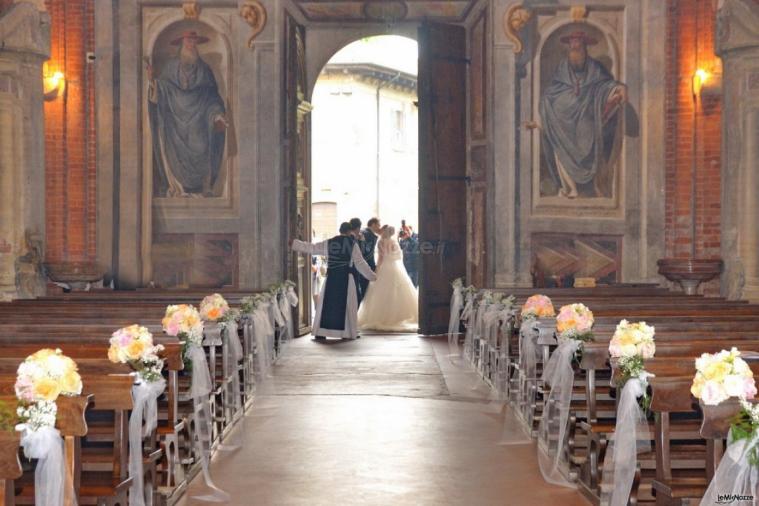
[162, 304, 204, 345]
[691, 348, 757, 406]
[163, 304, 204, 369]
[108, 325, 165, 382]
[15, 348, 82, 431]
[555, 303, 594, 342]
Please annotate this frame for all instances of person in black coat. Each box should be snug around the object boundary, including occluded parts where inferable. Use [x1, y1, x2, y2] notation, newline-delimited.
[292, 222, 376, 340]
[359, 218, 381, 301]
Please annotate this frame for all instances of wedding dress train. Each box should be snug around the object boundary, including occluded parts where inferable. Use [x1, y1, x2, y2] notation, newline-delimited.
[358, 237, 418, 332]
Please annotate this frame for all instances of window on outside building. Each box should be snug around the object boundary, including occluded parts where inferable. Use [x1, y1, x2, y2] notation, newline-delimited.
[391, 108, 406, 150]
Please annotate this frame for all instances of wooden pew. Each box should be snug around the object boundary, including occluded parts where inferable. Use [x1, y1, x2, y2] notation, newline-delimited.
[0, 396, 21, 506]
[459, 287, 759, 505]
[0, 338, 187, 500]
[0, 358, 135, 506]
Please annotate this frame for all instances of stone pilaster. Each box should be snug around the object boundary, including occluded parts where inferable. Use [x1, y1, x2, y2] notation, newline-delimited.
[716, 0, 759, 300]
[0, 1, 50, 299]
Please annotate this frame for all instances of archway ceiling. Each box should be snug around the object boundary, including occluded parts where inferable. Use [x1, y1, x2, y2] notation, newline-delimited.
[292, 0, 479, 23]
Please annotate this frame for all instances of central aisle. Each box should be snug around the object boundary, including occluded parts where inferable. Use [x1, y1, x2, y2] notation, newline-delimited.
[179, 335, 588, 506]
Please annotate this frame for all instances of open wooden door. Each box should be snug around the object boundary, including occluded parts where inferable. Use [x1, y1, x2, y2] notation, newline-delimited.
[418, 22, 468, 335]
[283, 13, 312, 335]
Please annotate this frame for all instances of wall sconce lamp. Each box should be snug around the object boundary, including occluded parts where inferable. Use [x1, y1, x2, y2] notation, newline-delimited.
[692, 68, 722, 98]
[43, 63, 64, 101]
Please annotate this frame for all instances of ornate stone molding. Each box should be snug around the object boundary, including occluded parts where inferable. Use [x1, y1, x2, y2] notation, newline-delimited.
[0, 2, 50, 59]
[715, 0, 759, 56]
[240, 0, 266, 48]
[570, 5, 588, 22]
[503, 3, 532, 54]
[183, 2, 200, 20]
[362, 1, 408, 24]
[14, 0, 45, 12]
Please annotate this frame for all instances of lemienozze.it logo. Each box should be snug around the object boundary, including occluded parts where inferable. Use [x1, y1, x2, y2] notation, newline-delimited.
[716, 494, 754, 504]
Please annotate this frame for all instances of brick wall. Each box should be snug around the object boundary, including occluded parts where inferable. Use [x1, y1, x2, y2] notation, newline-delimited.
[44, 0, 97, 263]
[665, 0, 722, 262]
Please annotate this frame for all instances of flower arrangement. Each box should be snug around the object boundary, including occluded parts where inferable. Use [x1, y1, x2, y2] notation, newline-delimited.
[108, 325, 165, 382]
[479, 290, 494, 304]
[555, 303, 594, 342]
[730, 400, 759, 467]
[691, 348, 757, 406]
[495, 293, 516, 308]
[241, 293, 268, 314]
[15, 349, 82, 431]
[163, 305, 204, 369]
[199, 293, 230, 322]
[162, 304, 204, 346]
[609, 320, 656, 410]
[609, 320, 656, 359]
[521, 294, 555, 320]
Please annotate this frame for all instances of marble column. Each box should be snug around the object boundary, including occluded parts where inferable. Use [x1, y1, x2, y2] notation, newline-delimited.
[717, 0, 759, 301]
[0, 1, 50, 299]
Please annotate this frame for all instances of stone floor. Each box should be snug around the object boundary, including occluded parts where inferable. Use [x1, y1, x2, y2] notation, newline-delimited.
[178, 334, 589, 506]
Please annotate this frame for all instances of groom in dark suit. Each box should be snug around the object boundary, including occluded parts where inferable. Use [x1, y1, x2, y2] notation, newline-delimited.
[351, 217, 381, 305]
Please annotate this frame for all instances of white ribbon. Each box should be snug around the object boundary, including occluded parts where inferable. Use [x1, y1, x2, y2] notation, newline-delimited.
[447, 287, 464, 356]
[482, 304, 503, 346]
[224, 321, 242, 410]
[518, 319, 541, 391]
[251, 305, 276, 393]
[600, 375, 652, 506]
[271, 296, 285, 328]
[187, 344, 212, 399]
[186, 343, 229, 502]
[460, 293, 476, 359]
[537, 338, 581, 488]
[129, 378, 166, 506]
[286, 285, 299, 306]
[224, 321, 243, 365]
[701, 432, 759, 506]
[474, 300, 488, 342]
[278, 292, 291, 340]
[498, 308, 516, 360]
[18, 424, 68, 506]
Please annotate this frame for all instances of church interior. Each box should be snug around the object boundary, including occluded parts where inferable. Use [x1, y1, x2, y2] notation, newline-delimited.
[1, 0, 759, 504]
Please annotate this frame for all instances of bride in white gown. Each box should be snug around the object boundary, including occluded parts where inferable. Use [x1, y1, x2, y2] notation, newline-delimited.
[358, 226, 419, 332]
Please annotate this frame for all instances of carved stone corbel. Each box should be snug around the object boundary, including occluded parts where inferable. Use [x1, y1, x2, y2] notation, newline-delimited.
[183, 2, 200, 20]
[570, 5, 588, 22]
[240, 0, 267, 48]
[504, 3, 532, 54]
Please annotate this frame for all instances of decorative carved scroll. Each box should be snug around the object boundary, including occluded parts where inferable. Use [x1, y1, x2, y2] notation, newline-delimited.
[504, 3, 532, 54]
[182, 2, 200, 20]
[240, 0, 267, 48]
[570, 5, 588, 21]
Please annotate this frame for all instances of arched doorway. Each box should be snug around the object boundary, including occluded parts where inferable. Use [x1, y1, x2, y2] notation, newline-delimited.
[285, 17, 480, 335]
[310, 36, 420, 321]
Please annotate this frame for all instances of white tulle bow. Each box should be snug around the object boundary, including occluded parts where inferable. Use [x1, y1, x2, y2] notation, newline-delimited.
[447, 288, 464, 355]
[701, 430, 759, 506]
[518, 319, 541, 387]
[129, 378, 166, 506]
[186, 343, 229, 502]
[18, 424, 68, 506]
[286, 286, 299, 306]
[600, 374, 652, 506]
[537, 338, 581, 488]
